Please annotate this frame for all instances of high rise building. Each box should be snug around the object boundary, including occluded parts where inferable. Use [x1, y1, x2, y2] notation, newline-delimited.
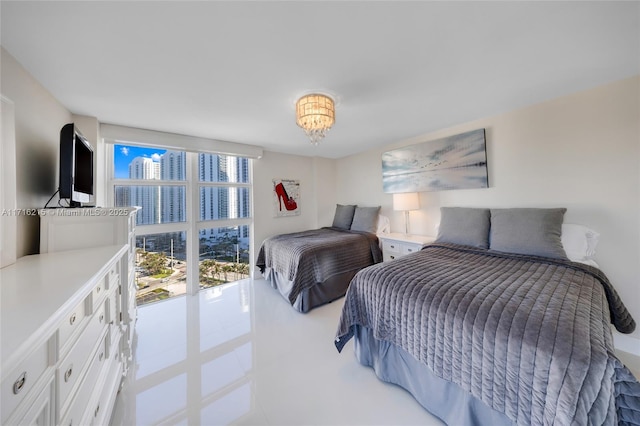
[115, 156, 161, 225]
[160, 151, 186, 223]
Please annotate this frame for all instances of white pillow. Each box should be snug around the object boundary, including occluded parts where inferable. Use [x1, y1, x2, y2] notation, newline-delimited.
[376, 215, 390, 234]
[561, 224, 600, 262]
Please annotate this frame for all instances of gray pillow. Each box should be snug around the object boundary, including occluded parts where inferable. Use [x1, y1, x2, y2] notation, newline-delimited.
[490, 208, 568, 259]
[332, 204, 357, 229]
[350, 206, 381, 233]
[435, 207, 491, 249]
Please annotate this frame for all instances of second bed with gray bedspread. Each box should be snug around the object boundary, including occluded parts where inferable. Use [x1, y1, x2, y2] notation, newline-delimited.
[257, 227, 382, 312]
[335, 243, 640, 425]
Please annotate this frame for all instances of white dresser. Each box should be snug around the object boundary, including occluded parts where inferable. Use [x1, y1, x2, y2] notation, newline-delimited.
[1, 245, 129, 425]
[40, 207, 139, 376]
[378, 232, 435, 262]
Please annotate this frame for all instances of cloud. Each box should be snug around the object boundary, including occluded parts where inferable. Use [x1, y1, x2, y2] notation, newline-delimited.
[151, 153, 161, 161]
[120, 147, 130, 156]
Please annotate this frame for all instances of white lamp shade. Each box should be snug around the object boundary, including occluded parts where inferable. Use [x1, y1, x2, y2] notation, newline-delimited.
[393, 193, 420, 211]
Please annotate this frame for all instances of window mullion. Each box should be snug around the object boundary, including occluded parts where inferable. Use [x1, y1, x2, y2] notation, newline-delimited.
[186, 152, 199, 296]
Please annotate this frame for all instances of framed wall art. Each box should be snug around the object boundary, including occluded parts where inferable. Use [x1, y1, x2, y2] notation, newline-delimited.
[272, 178, 300, 217]
[382, 128, 488, 193]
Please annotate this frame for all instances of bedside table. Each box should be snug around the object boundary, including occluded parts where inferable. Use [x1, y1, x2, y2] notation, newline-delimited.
[377, 232, 436, 262]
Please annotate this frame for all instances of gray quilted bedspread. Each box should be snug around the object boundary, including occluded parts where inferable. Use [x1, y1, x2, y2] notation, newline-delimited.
[335, 243, 640, 425]
[256, 227, 382, 305]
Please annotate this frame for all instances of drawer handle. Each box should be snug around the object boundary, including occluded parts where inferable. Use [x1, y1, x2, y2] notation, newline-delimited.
[99, 352, 104, 362]
[390, 245, 395, 249]
[94, 403, 100, 418]
[13, 372, 27, 394]
[64, 366, 73, 382]
[390, 255, 395, 260]
[70, 313, 76, 326]
[99, 314, 104, 323]
[96, 286, 101, 293]
[407, 248, 414, 252]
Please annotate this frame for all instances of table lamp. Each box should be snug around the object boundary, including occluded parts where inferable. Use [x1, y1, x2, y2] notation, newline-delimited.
[393, 192, 420, 235]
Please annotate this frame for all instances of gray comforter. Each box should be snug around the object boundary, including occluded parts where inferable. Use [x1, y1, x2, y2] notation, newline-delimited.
[335, 243, 640, 425]
[256, 227, 382, 305]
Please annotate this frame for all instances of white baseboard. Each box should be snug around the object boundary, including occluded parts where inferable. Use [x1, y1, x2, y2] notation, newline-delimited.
[613, 332, 640, 356]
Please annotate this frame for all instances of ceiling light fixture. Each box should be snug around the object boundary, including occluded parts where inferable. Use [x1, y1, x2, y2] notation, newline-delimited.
[295, 93, 335, 145]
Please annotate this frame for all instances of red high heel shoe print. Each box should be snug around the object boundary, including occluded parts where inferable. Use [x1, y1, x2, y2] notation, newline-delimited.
[275, 182, 297, 211]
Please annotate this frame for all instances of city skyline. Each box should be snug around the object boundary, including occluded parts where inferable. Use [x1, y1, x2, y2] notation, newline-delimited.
[114, 145, 250, 233]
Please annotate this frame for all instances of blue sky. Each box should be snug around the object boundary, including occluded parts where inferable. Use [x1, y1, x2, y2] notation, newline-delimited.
[114, 144, 166, 178]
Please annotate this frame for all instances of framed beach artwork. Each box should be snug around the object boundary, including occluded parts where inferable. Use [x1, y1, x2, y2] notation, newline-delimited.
[273, 178, 300, 217]
[382, 128, 488, 193]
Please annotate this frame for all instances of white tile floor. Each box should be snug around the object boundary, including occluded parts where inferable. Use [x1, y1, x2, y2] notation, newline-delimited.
[110, 278, 443, 426]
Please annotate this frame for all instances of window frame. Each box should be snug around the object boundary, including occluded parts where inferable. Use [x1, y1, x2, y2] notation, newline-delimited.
[106, 142, 254, 297]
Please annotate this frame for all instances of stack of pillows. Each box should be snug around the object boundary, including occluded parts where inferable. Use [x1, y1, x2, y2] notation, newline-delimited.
[332, 204, 381, 233]
[435, 207, 600, 263]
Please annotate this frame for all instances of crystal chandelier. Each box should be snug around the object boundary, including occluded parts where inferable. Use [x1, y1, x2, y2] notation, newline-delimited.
[295, 93, 335, 145]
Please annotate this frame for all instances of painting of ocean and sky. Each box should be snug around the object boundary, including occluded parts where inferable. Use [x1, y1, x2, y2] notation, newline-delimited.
[382, 129, 488, 193]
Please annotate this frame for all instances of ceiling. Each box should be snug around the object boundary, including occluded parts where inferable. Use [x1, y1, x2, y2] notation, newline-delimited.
[2, 1, 638, 159]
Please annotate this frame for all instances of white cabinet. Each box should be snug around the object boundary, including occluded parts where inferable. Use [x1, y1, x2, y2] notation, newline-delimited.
[378, 232, 435, 262]
[1, 245, 129, 426]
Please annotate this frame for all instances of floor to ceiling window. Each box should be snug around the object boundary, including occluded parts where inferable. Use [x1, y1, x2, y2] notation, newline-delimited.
[108, 143, 253, 306]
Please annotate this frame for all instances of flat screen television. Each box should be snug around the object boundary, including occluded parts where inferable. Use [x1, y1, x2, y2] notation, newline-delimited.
[59, 123, 94, 207]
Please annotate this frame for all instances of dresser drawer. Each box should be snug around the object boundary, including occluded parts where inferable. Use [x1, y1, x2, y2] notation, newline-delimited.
[402, 244, 421, 255]
[60, 332, 108, 426]
[1, 340, 51, 423]
[91, 279, 107, 312]
[58, 303, 107, 411]
[106, 290, 121, 349]
[3, 373, 54, 426]
[89, 352, 123, 426]
[58, 299, 88, 352]
[382, 240, 401, 254]
[105, 287, 118, 326]
[91, 265, 117, 312]
[379, 234, 433, 263]
[107, 262, 119, 288]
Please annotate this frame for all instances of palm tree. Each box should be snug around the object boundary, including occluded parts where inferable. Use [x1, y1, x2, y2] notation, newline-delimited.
[199, 259, 223, 285]
[140, 251, 168, 276]
[221, 264, 233, 282]
[237, 262, 250, 279]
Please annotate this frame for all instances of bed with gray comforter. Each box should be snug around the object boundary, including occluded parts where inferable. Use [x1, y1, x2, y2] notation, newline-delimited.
[335, 243, 640, 425]
[257, 227, 382, 312]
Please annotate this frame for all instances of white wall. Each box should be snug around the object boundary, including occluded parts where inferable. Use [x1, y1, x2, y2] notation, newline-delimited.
[1, 48, 73, 257]
[335, 75, 640, 346]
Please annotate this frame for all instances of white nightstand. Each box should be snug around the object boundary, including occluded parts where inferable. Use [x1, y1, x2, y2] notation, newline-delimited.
[377, 232, 436, 262]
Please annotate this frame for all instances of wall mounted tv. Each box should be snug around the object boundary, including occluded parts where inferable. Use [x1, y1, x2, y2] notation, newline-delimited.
[59, 123, 94, 207]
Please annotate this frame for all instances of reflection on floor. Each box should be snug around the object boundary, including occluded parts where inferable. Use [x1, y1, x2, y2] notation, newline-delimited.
[110, 278, 442, 426]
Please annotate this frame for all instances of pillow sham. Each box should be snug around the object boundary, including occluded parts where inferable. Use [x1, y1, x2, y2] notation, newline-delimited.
[376, 214, 391, 234]
[562, 223, 600, 261]
[350, 206, 381, 233]
[332, 204, 357, 229]
[435, 207, 491, 249]
[490, 208, 568, 260]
